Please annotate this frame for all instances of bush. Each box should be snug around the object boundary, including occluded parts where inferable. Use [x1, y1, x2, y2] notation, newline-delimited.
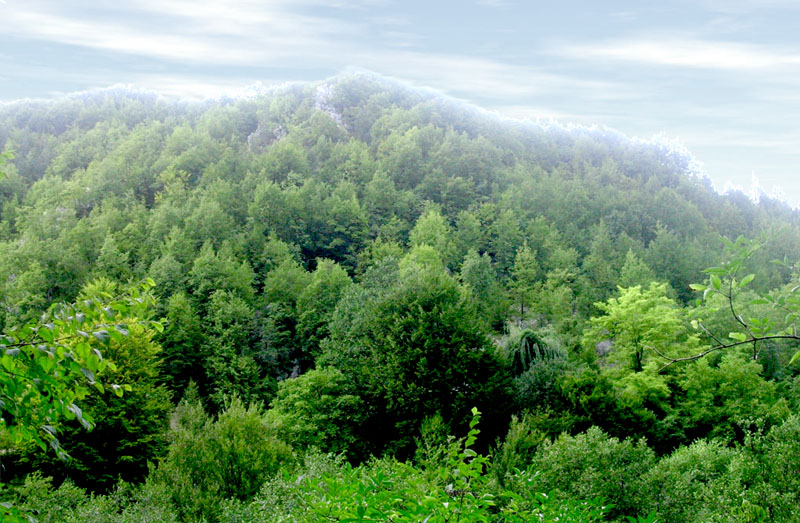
[524, 426, 655, 518]
[267, 367, 366, 458]
[635, 438, 741, 523]
[7, 474, 179, 523]
[221, 409, 610, 523]
[7, 473, 88, 523]
[153, 396, 294, 521]
[490, 414, 546, 487]
[732, 415, 800, 522]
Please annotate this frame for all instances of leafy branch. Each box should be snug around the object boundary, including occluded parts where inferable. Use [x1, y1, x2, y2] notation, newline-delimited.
[656, 235, 800, 371]
[0, 279, 160, 522]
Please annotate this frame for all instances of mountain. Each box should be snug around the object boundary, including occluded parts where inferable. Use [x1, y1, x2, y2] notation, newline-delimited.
[0, 73, 796, 312]
[4, 72, 800, 522]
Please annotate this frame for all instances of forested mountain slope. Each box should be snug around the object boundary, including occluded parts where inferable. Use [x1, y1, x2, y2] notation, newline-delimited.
[2, 73, 800, 522]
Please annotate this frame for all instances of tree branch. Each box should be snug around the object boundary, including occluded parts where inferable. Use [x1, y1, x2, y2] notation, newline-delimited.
[655, 335, 800, 372]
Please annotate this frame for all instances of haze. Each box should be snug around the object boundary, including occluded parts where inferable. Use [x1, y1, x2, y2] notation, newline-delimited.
[1, 0, 798, 205]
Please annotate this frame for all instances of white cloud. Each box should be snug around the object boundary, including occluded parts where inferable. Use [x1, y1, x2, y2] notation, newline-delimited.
[0, 1, 359, 65]
[474, 0, 514, 7]
[3, 10, 263, 64]
[559, 38, 800, 70]
[692, 0, 800, 14]
[0, 0, 627, 106]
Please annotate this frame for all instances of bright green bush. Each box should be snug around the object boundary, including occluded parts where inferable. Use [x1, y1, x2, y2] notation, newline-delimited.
[7, 473, 179, 523]
[635, 438, 741, 523]
[731, 415, 800, 522]
[490, 413, 546, 487]
[267, 367, 366, 458]
[153, 396, 294, 521]
[220, 408, 610, 523]
[524, 426, 655, 518]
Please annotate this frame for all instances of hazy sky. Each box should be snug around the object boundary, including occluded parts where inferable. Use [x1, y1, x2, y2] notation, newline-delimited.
[1, 1, 799, 205]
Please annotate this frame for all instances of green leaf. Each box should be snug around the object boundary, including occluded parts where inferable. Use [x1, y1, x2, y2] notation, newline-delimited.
[711, 275, 722, 291]
[107, 329, 123, 343]
[721, 237, 735, 250]
[92, 330, 109, 343]
[689, 284, 706, 292]
[740, 273, 755, 287]
[81, 367, 96, 384]
[38, 326, 54, 344]
[729, 332, 747, 342]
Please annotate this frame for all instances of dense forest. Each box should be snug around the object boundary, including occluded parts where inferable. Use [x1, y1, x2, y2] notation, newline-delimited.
[1, 73, 800, 522]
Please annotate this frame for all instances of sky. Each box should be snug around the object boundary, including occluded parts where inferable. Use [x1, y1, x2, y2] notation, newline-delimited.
[1, 0, 799, 206]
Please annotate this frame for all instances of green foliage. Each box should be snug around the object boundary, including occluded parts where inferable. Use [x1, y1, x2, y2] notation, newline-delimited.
[158, 292, 205, 396]
[188, 242, 255, 307]
[93, 236, 131, 282]
[221, 409, 610, 522]
[509, 241, 541, 318]
[296, 259, 352, 363]
[0, 281, 157, 456]
[0, 280, 158, 518]
[267, 367, 366, 458]
[5, 473, 179, 523]
[635, 439, 741, 523]
[618, 249, 656, 289]
[409, 208, 456, 267]
[4, 76, 800, 520]
[321, 254, 511, 457]
[524, 426, 655, 519]
[688, 235, 800, 365]
[586, 283, 691, 374]
[460, 248, 508, 329]
[153, 396, 294, 521]
[490, 413, 546, 487]
[0, 148, 13, 181]
[675, 353, 789, 441]
[22, 315, 173, 491]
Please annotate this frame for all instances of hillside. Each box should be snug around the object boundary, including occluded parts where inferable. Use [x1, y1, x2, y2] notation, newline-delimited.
[2, 73, 800, 522]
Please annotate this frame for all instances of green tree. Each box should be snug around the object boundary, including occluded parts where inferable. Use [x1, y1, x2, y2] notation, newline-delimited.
[510, 241, 541, 318]
[188, 242, 255, 307]
[93, 236, 131, 283]
[409, 208, 456, 267]
[618, 249, 656, 289]
[0, 281, 158, 520]
[586, 283, 692, 374]
[460, 249, 507, 330]
[203, 290, 270, 410]
[154, 396, 293, 521]
[0, 149, 12, 181]
[296, 259, 352, 363]
[23, 309, 172, 491]
[582, 221, 619, 304]
[675, 353, 789, 441]
[267, 368, 365, 458]
[321, 251, 510, 457]
[159, 292, 205, 397]
[487, 208, 523, 277]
